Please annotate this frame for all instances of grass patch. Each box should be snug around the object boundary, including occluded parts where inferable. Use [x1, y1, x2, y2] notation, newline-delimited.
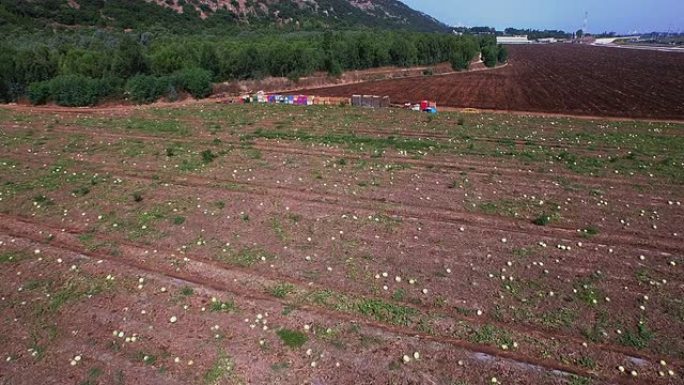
[228, 247, 274, 267]
[276, 328, 308, 349]
[268, 283, 295, 298]
[469, 324, 514, 347]
[78, 367, 103, 385]
[204, 351, 234, 385]
[246, 129, 441, 155]
[391, 288, 406, 302]
[179, 286, 194, 296]
[580, 226, 600, 237]
[577, 355, 597, 370]
[34, 277, 111, 316]
[271, 217, 286, 241]
[355, 298, 416, 326]
[573, 277, 603, 307]
[210, 300, 236, 313]
[540, 308, 577, 329]
[568, 375, 593, 385]
[33, 194, 54, 206]
[133, 351, 157, 365]
[532, 213, 552, 226]
[201, 149, 217, 164]
[618, 321, 653, 349]
[71, 186, 91, 197]
[0, 251, 27, 264]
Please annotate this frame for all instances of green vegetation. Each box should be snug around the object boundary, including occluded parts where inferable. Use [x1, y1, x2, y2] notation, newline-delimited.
[568, 375, 593, 385]
[356, 299, 416, 326]
[468, 324, 514, 347]
[276, 328, 308, 349]
[0, 0, 448, 33]
[532, 214, 552, 226]
[28, 75, 121, 106]
[268, 283, 295, 299]
[0, 23, 498, 106]
[204, 351, 235, 385]
[0, 251, 26, 264]
[71, 186, 91, 197]
[201, 149, 218, 164]
[179, 286, 194, 296]
[210, 300, 236, 313]
[79, 367, 103, 385]
[246, 129, 441, 155]
[618, 321, 654, 349]
[132, 192, 143, 202]
[134, 351, 157, 365]
[580, 226, 600, 237]
[577, 355, 597, 370]
[574, 279, 603, 307]
[222, 247, 274, 267]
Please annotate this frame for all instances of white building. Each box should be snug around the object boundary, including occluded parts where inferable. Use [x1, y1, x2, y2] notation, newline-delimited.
[537, 37, 558, 44]
[496, 35, 532, 44]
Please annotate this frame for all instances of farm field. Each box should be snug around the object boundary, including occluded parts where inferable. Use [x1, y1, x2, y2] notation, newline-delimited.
[0, 103, 683, 385]
[302, 44, 684, 120]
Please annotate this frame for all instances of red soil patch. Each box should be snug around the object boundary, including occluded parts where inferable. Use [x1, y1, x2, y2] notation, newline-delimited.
[301, 44, 684, 120]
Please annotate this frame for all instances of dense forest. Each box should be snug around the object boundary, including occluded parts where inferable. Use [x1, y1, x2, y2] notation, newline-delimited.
[0, 1, 506, 106]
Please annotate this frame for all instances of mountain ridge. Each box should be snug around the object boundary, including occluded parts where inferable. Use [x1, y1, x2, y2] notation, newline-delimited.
[0, 0, 450, 32]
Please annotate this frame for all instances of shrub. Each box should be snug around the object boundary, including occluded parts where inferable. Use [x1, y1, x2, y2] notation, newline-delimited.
[482, 46, 498, 68]
[27, 81, 51, 105]
[533, 214, 551, 226]
[326, 58, 343, 77]
[201, 149, 217, 164]
[497, 45, 509, 63]
[276, 329, 307, 349]
[48, 75, 101, 106]
[126, 75, 170, 104]
[28, 75, 120, 106]
[173, 67, 212, 99]
[450, 51, 469, 71]
[93, 76, 125, 100]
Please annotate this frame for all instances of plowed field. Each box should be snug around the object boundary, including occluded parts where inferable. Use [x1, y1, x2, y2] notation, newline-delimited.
[0, 104, 682, 385]
[301, 44, 684, 120]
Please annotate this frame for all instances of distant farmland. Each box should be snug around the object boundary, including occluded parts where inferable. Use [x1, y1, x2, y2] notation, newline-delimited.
[303, 44, 684, 120]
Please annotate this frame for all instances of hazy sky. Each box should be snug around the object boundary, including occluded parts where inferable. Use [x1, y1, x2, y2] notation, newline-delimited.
[400, 0, 684, 34]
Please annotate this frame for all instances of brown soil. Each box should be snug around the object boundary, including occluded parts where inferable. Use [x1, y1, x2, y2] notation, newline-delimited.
[299, 44, 684, 120]
[0, 104, 682, 385]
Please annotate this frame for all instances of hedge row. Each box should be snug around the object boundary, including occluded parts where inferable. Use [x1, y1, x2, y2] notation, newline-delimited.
[28, 75, 122, 106]
[28, 68, 212, 106]
[127, 68, 212, 104]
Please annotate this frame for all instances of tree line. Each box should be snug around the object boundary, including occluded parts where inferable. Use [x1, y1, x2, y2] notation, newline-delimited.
[0, 30, 506, 106]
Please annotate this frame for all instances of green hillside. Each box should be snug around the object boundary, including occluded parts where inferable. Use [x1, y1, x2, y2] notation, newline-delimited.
[0, 0, 449, 33]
